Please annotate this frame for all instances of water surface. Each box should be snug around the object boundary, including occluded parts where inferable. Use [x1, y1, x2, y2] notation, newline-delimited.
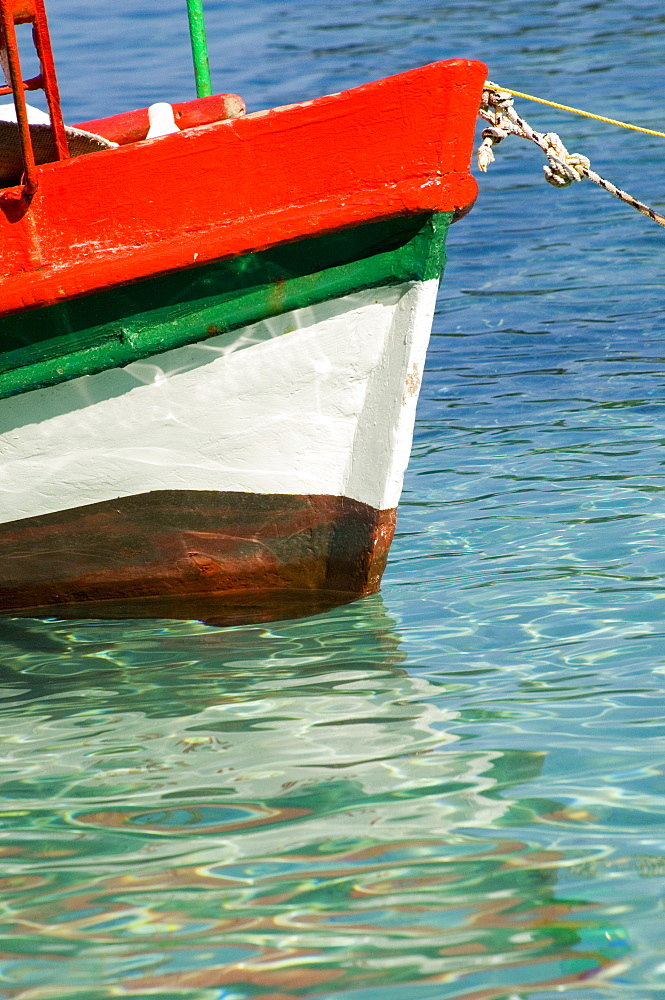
[2, 1, 665, 997]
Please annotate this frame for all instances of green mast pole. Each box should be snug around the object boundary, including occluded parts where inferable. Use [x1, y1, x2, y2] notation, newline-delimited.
[186, 0, 213, 97]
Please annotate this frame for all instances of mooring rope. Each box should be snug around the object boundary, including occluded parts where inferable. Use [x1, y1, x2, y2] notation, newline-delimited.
[478, 82, 665, 229]
[486, 86, 665, 140]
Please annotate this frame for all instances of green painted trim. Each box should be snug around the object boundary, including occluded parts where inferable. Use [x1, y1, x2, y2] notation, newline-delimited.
[0, 211, 451, 400]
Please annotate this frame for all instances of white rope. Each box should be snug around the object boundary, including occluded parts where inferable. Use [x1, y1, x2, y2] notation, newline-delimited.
[478, 82, 665, 229]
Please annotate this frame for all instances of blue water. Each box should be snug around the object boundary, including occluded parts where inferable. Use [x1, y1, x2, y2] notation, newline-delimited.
[2, 1, 665, 997]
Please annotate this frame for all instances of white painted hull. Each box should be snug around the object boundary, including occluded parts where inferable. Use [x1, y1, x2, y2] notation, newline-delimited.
[0, 279, 438, 525]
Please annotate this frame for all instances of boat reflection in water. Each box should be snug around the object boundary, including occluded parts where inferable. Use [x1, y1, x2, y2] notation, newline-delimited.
[0, 596, 628, 997]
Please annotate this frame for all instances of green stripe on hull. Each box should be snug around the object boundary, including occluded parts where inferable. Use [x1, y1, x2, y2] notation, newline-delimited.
[0, 211, 451, 400]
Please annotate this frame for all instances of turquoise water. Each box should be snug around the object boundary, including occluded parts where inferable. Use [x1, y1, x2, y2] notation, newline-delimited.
[2, 1, 665, 997]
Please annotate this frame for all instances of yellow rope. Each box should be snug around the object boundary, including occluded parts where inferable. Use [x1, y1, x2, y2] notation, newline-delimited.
[492, 85, 665, 140]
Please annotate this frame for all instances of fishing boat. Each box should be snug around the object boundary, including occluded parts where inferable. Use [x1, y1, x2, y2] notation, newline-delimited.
[0, 0, 485, 622]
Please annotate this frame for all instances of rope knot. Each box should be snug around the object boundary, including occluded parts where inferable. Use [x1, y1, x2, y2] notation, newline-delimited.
[541, 133, 590, 187]
[482, 82, 514, 111]
[477, 84, 519, 172]
[475, 80, 665, 229]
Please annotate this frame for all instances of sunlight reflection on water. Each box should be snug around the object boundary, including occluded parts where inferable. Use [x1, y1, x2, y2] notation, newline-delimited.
[0, 597, 649, 997]
[1, 0, 665, 996]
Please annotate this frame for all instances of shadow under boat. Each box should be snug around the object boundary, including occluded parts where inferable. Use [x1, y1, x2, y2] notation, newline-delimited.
[0, 586, 365, 627]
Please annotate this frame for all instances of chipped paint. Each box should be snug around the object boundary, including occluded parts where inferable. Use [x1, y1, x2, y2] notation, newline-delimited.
[402, 362, 421, 404]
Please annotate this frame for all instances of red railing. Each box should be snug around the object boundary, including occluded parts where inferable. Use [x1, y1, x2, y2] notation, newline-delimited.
[0, 0, 67, 195]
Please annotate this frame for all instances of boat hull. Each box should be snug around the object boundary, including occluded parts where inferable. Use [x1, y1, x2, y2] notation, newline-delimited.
[0, 491, 395, 622]
[0, 220, 443, 617]
[0, 58, 487, 620]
